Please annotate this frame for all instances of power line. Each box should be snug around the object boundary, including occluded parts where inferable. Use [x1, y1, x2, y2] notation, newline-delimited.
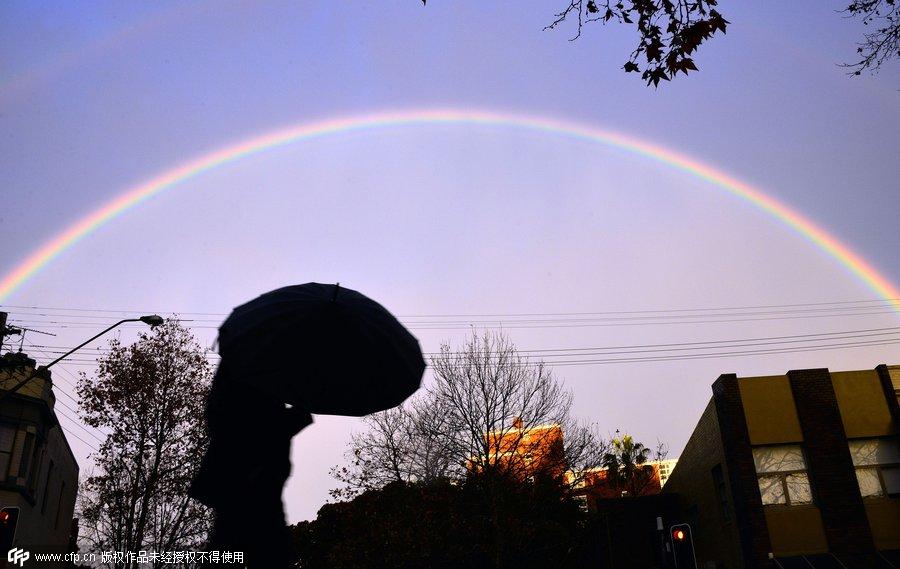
[37, 337, 900, 369]
[533, 337, 900, 366]
[7, 308, 900, 332]
[18, 340, 109, 445]
[19, 340, 92, 408]
[21, 326, 900, 359]
[5, 303, 899, 323]
[55, 408, 104, 446]
[3, 296, 899, 318]
[57, 423, 99, 453]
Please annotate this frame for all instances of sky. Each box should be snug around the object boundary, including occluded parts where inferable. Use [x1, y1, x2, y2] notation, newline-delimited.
[1, 1, 899, 523]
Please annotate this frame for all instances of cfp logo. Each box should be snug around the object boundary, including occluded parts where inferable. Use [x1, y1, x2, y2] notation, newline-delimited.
[6, 548, 29, 567]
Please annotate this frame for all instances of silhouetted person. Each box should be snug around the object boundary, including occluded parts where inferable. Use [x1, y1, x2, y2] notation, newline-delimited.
[190, 360, 312, 568]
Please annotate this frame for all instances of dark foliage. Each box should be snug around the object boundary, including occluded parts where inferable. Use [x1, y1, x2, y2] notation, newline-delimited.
[545, 0, 728, 86]
[841, 0, 900, 74]
[292, 473, 598, 569]
[537, 0, 898, 84]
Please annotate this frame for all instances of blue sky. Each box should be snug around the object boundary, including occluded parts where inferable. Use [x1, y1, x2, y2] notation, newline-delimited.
[1, 1, 898, 522]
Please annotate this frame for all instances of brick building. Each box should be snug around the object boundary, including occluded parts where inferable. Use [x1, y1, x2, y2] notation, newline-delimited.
[471, 418, 568, 481]
[663, 364, 900, 568]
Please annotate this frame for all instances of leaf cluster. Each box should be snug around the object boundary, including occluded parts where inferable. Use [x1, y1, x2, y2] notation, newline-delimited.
[600, 433, 667, 497]
[546, 0, 728, 86]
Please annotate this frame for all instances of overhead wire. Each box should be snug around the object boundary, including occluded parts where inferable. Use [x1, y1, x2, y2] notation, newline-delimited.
[20, 325, 900, 358]
[18, 340, 108, 445]
[29, 336, 900, 368]
[3, 297, 899, 318]
[7, 308, 900, 331]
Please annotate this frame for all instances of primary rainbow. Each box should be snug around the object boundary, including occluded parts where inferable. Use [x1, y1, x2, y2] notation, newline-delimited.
[1, 109, 898, 308]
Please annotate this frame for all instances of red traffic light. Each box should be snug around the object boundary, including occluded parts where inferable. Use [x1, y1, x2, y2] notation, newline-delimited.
[673, 528, 685, 541]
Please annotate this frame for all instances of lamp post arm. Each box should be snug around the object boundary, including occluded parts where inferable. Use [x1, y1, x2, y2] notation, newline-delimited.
[43, 318, 140, 370]
[0, 318, 141, 403]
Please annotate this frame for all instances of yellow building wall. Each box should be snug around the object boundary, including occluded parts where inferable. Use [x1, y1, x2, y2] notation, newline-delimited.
[886, 366, 900, 404]
[866, 501, 900, 550]
[832, 370, 896, 438]
[0, 373, 49, 400]
[738, 375, 804, 445]
[764, 506, 828, 556]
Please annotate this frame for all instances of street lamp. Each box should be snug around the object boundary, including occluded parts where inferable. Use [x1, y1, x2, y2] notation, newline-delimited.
[0, 314, 164, 403]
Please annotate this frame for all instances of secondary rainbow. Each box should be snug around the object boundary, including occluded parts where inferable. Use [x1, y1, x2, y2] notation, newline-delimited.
[1, 109, 898, 309]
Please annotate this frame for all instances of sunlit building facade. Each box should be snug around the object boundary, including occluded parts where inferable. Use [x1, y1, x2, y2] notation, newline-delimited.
[469, 418, 567, 481]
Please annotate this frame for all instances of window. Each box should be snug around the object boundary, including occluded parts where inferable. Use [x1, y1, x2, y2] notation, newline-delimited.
[41, 460, 54, 514]
[0, 425, 15, 481]
[574, 494, 588, 512]
[848, 438, 900, 499]
[18, 432, 34, 480]
[752, 445, 813, 506]
[54, 481, 65, 530]
[711, 464, 730, 522]
[26, 441, 43, 492]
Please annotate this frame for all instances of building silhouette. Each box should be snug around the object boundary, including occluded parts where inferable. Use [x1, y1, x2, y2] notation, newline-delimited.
[0, 351, 79, 565]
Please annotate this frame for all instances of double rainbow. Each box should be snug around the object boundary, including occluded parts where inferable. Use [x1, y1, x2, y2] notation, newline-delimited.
[1, 109, 897, 308]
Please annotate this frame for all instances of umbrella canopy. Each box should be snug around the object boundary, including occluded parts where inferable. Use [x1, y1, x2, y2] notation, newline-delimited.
[217, 283, 425, 416]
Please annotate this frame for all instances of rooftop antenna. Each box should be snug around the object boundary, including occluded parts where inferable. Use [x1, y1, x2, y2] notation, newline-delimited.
[0, 313, 43, 354]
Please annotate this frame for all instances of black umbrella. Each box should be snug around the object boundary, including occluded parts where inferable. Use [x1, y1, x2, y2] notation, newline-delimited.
[216, 283, 425, 416]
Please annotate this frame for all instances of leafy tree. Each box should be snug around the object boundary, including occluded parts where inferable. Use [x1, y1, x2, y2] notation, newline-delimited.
[601, 432, 667, 497]
[77, 320, 213, 568]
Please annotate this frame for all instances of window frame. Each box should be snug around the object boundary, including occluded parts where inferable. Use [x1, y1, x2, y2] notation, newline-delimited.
[0, 423, 16, 482]
[752, 444, 814, 508]
[848, 437, 900, 501]
[756, 470, 813, 507]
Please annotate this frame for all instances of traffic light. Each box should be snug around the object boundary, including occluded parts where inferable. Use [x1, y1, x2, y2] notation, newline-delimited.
[670, 523, 697, 569]
[0, 507, 20, 554]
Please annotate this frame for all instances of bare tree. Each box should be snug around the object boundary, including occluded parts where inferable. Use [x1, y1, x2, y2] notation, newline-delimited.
[429, 331, 604, 485]
[332, 330, 606, 496]
[330, 406, 416, 499]
[77, 320, 213, 568]
[330, 332, 610, 569]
